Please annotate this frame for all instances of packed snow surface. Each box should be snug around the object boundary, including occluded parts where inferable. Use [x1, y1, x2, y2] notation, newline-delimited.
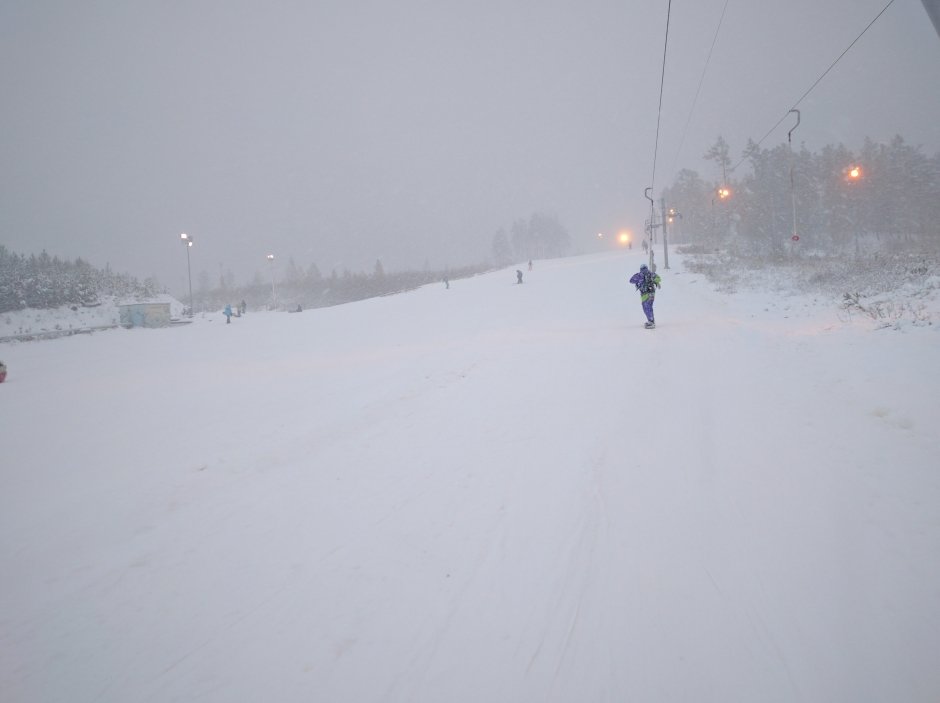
[2, 251, 939, 702]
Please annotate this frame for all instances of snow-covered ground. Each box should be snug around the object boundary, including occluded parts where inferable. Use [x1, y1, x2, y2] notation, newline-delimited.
[2, 251, 938, 702]
[0, 293, 186, 340]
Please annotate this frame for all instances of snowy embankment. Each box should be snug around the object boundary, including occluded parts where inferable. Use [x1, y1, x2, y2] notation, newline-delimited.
[1, 251, 938, 703]
[0, 294, 186, 341]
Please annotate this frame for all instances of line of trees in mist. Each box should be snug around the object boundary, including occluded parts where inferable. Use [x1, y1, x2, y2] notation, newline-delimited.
[197, 210, 571, 313]
[194, 259, 490, 314]
[490, 212, 571, 265]
[0, 246, 156, 314]
[0, 243, 494, 314]
[662, 135, 940, 258]
[3, 208, 574, 314]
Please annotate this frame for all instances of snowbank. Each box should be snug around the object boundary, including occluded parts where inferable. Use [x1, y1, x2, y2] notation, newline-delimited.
[0, 294, 186, 340]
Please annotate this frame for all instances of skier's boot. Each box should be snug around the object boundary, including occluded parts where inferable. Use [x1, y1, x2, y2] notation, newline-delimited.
[644, 320, 656, 329]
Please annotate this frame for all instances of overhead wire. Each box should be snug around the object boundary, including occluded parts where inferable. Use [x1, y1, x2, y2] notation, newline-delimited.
[670, 0, 731, 177]
[728, 0, 897, 173]
[648, 0, 674, 222]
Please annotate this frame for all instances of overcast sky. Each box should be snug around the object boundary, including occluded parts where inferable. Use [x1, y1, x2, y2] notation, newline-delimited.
[2, 0, 938, 291]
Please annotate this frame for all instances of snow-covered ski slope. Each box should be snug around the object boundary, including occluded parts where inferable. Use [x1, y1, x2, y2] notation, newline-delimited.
[2, 251, 939, 702]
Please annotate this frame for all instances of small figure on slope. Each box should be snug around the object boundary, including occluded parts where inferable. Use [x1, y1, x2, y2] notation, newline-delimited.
[224, 303, 233, 324]
[629, 263, 661, 328]
[516, 270, 524, 284]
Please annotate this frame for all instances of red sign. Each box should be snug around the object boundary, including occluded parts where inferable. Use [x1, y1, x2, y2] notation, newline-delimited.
[791, 235, 800, 241]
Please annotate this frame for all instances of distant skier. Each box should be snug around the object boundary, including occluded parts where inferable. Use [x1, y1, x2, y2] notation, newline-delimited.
[516, 270, 523, 284]
[239, 300, 247, 316]
[528, 260, 533, 271]
[0, 360, 7, 383]
[443, 276, 450, 289]
[224, 304, 233, 324]
[629, 263, 661, 329]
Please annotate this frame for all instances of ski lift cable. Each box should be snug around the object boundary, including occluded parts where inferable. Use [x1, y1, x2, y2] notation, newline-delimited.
[670, 0, 731, 177]
[728, 0, 897, 174]
[649, 0, 674, 201]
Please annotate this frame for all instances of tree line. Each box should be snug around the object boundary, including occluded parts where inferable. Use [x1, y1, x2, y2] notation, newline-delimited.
[3, 210, 573, 314]
[194, 259, 491, 314]
[0, 246, 156, 314]
[491, 212, 571, 265]
[0, 243, 494, 315]
[661, 135, 940, 258]
[202, 210, 570, 312]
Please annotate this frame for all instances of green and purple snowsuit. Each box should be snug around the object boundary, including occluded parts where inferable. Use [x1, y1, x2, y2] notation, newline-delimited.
[629, 265, 661, 323]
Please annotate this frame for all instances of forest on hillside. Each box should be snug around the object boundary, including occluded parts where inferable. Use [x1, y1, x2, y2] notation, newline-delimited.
[0, 246, 156, 314]
[661, 135, 940, 257]
[0, 244, 493, 315]
[1, 209, 570, 314]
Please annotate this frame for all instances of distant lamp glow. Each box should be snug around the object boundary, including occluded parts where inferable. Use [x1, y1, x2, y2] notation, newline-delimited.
[618, 231, 630, 245]
[717, 187, 731, 200]
[597, 232, 604, 238]
[847, 165, 862, 180]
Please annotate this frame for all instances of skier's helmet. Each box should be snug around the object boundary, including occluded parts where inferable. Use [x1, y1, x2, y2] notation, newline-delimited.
[640, 264, 648, 271]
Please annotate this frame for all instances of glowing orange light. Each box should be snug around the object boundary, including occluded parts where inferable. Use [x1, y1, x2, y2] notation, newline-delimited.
[717, 187, 731, 200]
[619, 231, 630, 245]
[847, 166, 862, 180]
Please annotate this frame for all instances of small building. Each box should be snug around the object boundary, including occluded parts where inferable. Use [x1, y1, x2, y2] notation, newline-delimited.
[118, 302, 171, 328]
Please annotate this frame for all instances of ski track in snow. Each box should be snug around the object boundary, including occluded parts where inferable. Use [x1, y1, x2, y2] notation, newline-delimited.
[2, 251, 939, 703]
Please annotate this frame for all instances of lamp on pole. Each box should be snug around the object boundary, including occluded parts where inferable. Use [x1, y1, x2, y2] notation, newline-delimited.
[644, 187, 656, 269]
[180, 233, 194, 316]
[266, 254, 277, 310]
[663, 205, 681, 268]
[845, 164, 864, 257]
[713, 187, 731, 247]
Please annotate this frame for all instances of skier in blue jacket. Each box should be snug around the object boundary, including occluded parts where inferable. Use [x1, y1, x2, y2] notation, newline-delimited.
[629, 263, 661, 328]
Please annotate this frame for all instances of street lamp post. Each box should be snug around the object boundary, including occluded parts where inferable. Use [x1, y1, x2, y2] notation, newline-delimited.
[266, 254, 277, 310]
[659, 199, 671, 270]
[714, 187, 731, 247]
[663, 205, 681, 269]
[180, 233, 194, 316]
[846, 165, 864, 257]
